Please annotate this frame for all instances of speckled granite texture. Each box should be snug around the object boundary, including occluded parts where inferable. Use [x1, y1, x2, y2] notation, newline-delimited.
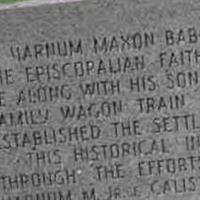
[1, 1, 200, 200]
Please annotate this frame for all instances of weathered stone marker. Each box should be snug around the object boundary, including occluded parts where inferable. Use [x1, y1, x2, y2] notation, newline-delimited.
[1, 0, 200, 200]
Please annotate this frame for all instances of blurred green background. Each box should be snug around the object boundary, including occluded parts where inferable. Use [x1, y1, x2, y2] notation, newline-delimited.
[0, 0, 26, 3]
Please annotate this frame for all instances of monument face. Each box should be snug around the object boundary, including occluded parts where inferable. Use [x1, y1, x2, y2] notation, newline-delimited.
[1, 0, 200, 199]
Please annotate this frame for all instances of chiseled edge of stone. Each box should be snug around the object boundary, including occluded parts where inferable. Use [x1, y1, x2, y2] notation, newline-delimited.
[0, 0, 82, 10]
